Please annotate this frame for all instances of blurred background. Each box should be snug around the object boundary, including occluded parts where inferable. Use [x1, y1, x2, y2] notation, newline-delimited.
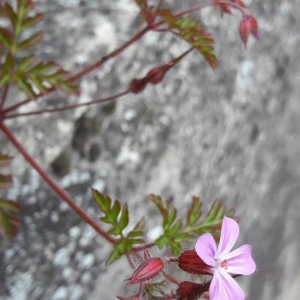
[1, 0, 300, 299]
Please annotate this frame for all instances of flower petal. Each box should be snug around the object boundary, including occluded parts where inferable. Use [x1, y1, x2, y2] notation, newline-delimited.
[195, 233, 216, 267]
[223, 244, 256, 275]
[210, 269, 245, 300]
[217, 217, 239, 257]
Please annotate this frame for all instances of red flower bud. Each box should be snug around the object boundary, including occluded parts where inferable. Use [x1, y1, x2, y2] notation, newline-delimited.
[146, 65, 169, 85]
[239, 14, 259, 48]
[178, 250, 212, 275]
[176, 281, 207, 300]
[128, 78, 148, 94]
[125, 257, 164, 285]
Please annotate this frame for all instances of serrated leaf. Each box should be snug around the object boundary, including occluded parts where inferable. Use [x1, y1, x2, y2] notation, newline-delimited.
[168, 219, 182, 236]
[18, 55, 36, 71]
[134, 0, 148, 8]
[129, 238, 144, 245]
[0, 74, 10, 86]
[28, 61, 57, 75]
[156, 10, 217, 70]
[16, 77, 36, 97]
[0, 174, 13, 190]
[92, 189, 111, 213]
[128, 217, 145, 238]
[4, 52, 13, 71]
[30, 76, 47, 93]
[110, 200, 121, 221]
[118, 203, 129, 232]
[173, 232, 193, 243]
[164, 207, 176, 230]
[155, 235, 168, 249]
[22, 13, 44, 29]
[0, 28, 12, 48]
[17, 31, 43, 51]
[169, 241, 182, 255]
[5, 4, 18, 28]
[0, 154, 13, 168]
[106, 247, 122, 265]
[186, 196, 202, 227]
[55, 80, 79, 95]
[0, 198, 20, 238]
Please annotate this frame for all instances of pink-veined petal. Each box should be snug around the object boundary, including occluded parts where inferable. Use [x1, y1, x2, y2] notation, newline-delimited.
[210, 269, 245, 300]
[223, 244, 256, 275]
[217, 217, 240, 257]
[195, 233, 216, 267]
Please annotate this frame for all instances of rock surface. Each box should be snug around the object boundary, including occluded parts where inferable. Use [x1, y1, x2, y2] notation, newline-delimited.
[1, 0, 300, 299]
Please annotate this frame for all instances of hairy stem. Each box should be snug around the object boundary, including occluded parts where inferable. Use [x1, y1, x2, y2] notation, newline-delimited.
[0, 121, 116, 244]
[4, 90, 129, 119]
[2, 26, 150, 115]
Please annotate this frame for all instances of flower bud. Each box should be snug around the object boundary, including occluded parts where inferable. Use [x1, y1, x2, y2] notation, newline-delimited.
[128, 78, 148, 94]
[239, 14, 259, 48]
[178, 250, 212, 275]
[125, 257, 164, 285]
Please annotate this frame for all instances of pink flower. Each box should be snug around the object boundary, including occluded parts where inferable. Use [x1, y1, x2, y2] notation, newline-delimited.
[195, 216, 256, 300]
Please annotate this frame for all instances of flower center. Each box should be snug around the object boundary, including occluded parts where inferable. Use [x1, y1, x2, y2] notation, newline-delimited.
[215, 259, 228, 270]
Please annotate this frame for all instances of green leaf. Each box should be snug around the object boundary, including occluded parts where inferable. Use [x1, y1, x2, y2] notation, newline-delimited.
[22, 13, 45, 29]
[156, 10, 217, 70]
[5, 4, 18, 28]
[186, 196, 202, 227]
[16, 77, 36, 97]
[17, 31, 43, 51]
[106, 247, 122, 265]
[155, 235, 168, 249]
[118, 203, 129, 232]
[0, 74, 10, 86]
[0, 154, 13, 168]
[0, 28, 12, 47]
[128, 217, 145, 238]
[168, 219, 182, 236]
[0, 198, 20, 238]
[0, 175, 13, 190]
[18, 55, 36, 71]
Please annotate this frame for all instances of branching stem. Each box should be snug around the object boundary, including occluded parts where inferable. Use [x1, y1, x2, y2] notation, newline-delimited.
[0, 121, 116, 244]
[4, 90, 129, 119]
[2, 26, 150, 115]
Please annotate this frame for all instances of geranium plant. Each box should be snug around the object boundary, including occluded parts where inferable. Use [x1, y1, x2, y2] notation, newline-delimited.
[0, 0, 259, 299]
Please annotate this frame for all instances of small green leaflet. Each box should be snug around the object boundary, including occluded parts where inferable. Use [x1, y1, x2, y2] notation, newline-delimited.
[156, 9, 217, 70]
[0, 198, 20, 238]
[149, 195, 237, 255]
[0, 0, 78, 95]
[92, 189, 145, 264]
[0, 154, 20, 238]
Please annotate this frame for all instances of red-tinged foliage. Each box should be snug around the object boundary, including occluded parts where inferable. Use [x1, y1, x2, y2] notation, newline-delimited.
[156, 10, 217, 70]
[176, 281, 207, 300]
[125, 257, 164, 285]
[178, 250, 213, 275]
[231, 0, 247, 8]
[239, 14, 259, 48]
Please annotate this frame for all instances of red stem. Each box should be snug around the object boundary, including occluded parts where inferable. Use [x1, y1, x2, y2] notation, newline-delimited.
[4, 90, 129, 119]
[0, 121, 116, 244]
[132, 242, 156, 252]
[2, 26, 150, 115]
[0, 84, 9, 111]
